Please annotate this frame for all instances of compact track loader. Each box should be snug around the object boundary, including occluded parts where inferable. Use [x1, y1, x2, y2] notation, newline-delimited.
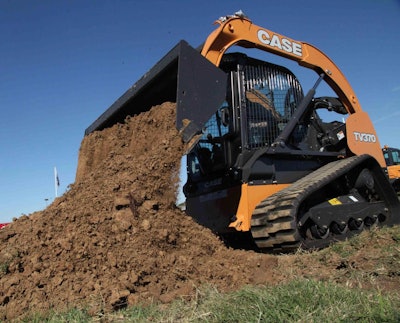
[383, 146, 400, 193]
[85, 12, 400, 252]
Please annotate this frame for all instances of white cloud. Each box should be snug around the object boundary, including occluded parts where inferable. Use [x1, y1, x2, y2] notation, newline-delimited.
[374, 110, 400, 124]
[392, 85, 400, 92]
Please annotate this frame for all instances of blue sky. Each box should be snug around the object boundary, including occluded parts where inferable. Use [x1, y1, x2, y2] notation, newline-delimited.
[1, 0, 399, 223]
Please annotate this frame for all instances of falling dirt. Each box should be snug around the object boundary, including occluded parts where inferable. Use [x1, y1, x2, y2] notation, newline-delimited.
[0, 103, 279, 320]
[0, 102, 399, 321]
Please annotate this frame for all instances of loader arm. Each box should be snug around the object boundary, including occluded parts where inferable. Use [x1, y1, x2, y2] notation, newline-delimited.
[202, 15, 358, 113]
[200, 13, 385, 166]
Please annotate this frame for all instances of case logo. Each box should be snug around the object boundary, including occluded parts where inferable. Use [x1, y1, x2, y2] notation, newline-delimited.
[257, 29, 303, 56]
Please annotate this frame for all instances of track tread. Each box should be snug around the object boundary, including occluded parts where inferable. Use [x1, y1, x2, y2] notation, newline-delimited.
[250, 155, 395, 252]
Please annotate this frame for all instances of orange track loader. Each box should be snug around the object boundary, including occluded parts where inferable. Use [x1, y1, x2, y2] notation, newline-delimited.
[85, 12, 400, 252]
[383, 146, 400, 193]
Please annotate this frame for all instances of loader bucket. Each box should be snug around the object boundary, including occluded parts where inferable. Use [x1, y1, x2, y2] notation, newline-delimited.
[85, 40, 227, 143]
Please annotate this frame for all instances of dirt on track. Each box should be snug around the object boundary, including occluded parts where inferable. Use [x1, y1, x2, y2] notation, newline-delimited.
[0, 103, 279, 320]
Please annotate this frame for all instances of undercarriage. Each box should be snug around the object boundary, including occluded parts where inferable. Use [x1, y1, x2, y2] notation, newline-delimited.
[251, 155, 400, 252]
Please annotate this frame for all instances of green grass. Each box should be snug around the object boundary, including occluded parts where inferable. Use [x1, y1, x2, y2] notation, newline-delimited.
[21, 308, 91, 323]
[328, 226, 398, 258]
[23, 280, 400, 323]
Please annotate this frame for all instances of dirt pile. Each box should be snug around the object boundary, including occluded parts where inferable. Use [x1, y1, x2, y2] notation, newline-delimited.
[0, 102, 277, 320]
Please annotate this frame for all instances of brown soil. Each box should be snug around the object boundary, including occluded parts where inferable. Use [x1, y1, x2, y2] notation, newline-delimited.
[0, 102, 399, 321]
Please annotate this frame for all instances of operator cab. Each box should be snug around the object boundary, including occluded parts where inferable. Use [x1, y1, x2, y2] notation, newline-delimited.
[186, 54, 304, 180]
[383, 146, 400, 166]
[186, 54, 348, 185]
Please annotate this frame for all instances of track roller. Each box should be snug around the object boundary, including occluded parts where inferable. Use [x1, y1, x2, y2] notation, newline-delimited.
[250, 155, 400, 252]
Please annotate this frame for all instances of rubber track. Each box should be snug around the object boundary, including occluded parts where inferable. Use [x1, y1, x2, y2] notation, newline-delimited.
[250, 155, 372, 252]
